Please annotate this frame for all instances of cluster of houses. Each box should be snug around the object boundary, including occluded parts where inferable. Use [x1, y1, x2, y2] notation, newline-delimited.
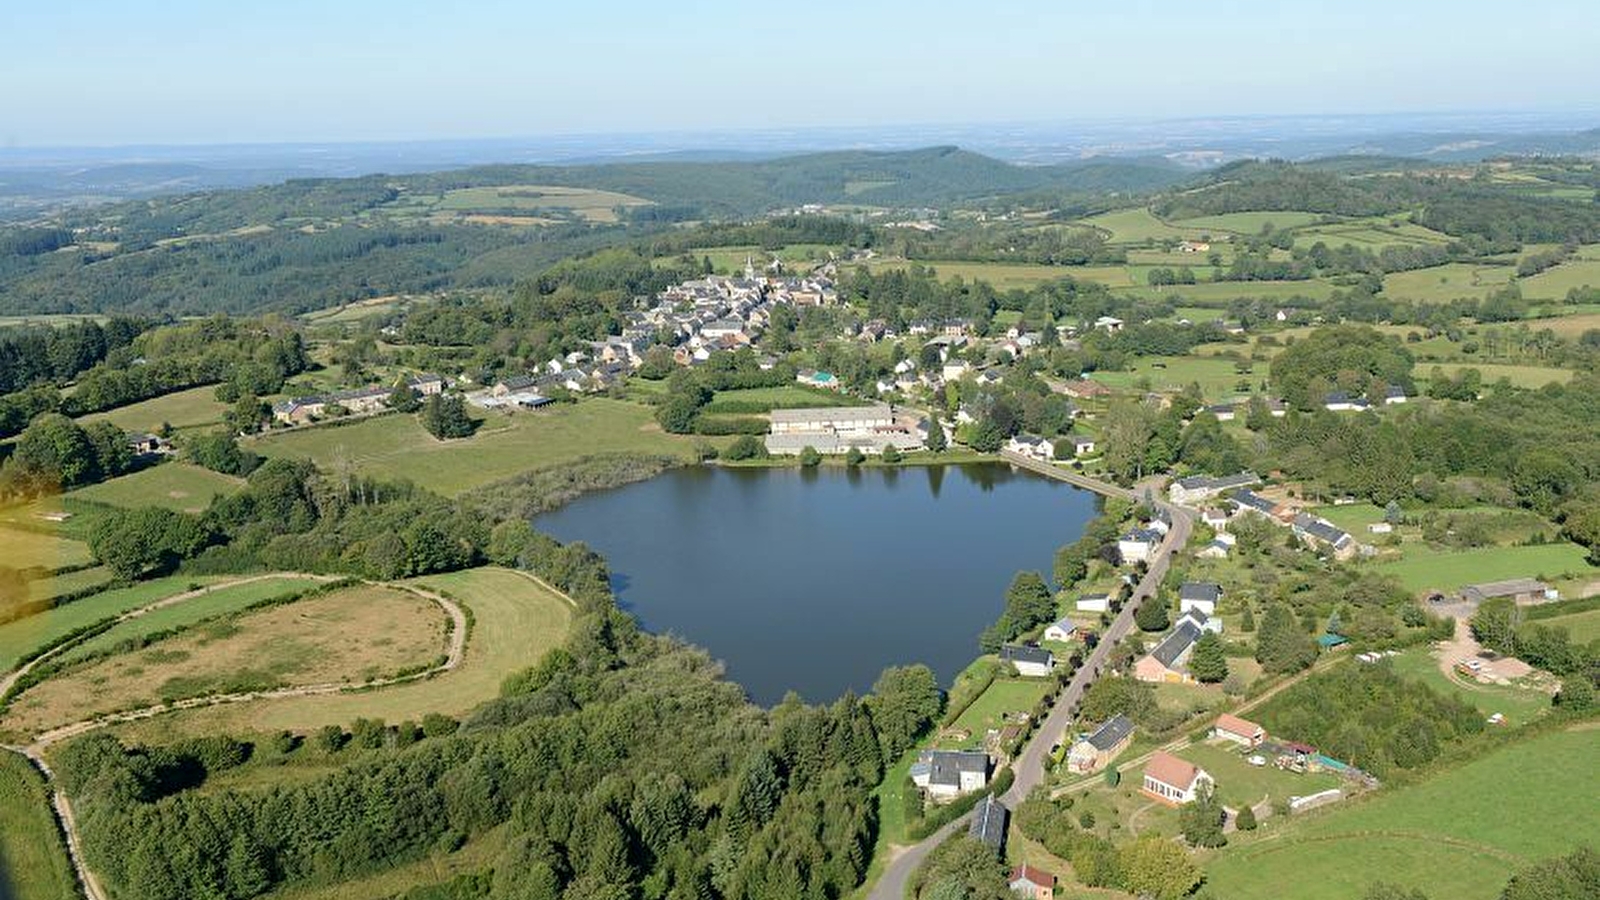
[1229, 487, 1364, 560]
[472, 356, 632, 409]
[1168, 471, 1367, 562]
[272, 373, 444, 426]
[1117, 507, 1175, 565]
[1134, 582, 1226, 684]
[1004, 431, 1097, 462]
[764, 403, 927, 455]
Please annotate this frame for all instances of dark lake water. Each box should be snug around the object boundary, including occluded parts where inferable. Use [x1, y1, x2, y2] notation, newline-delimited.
[534, 463, 1098, 705]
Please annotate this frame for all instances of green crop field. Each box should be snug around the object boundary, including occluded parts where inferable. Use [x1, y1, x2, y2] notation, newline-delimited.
[1079, 208, 1213, 243]
[1375, 542, 1595, 593]
[1383, 263, 1516, 302]
[0, 750, 78, 900]
[1176, 211, 1324, 233]
[70, 462, 243, 513]
[0, 574, 236, 672]
[1204, 727, 1600, 900]
[1088, 355, 1258, 400]
[78, 384, 228, 434]
[249, 399, 703, 496]
[114, 567, 574, 739]
[1518, 256, 1600, 300]
[55, 575, 325, 666]
[1385, 647, 1551, 727]
[1424, 362, 1574, 388]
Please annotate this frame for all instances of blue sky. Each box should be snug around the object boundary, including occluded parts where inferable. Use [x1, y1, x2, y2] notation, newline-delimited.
[4, 0, 1598, 146]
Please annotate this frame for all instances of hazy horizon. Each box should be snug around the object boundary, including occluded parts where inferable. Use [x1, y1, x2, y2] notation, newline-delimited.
[7, 0, 1600, 147]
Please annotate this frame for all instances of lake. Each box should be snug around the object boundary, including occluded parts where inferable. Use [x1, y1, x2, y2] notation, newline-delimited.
[534, 463, 1098, 705]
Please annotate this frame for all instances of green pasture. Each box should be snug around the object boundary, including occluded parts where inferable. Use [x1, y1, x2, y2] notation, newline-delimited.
[1383, 263, 1516, 302]
[79, 384, 228, 434]
[1088, 355, 1259, 400]
[1518, 256, 1600, 300]
[1385, 648, 1550, 727]
[1204, 728, 1599, 900]
[1375, 541, 1595, 593]
[1078, 208, 1213, 243]
[0, 750, 78, 900]
[1425, 362, 1574, 388]
[70, 462, 243, 513]
[0, 575, 233, 672]
[1177, 211, 1324, 233]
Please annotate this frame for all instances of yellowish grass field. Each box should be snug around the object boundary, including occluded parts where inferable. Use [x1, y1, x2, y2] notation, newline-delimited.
[4, 585, 445, 734]
[0, 523, 95, 571]
[110, 567, 573, 738]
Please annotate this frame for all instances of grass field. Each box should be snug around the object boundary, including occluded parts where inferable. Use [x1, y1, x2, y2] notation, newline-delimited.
[1537, 607, 1600, 643]
[1307, 502, 1386, 534]
[935, 677, 1053, 750]
[1425, 362, 1574, 388]
[1204, 727, 1600, 900]
[70, 462, 243, 513]
[1375, 542, 1595, 593]
[1177, 211, 1324, 233]
[672, 243, 838, 275]
[0, 750, 78, 900]
[5, 584, 446, 734]
[425, 184, 652, 223]
[701, 385, 866, 413]
[1114, 278, 1340, 302]
[24, 566, 114, 603]
[113, 567, 574, 738]
[1517, 310, 1600, 339]
[79, 384, 227, 434]
[250, 399, 701, 495]
[1088, 355, 1258, 400]
[860, 258, 1108, 289]
[1175, 741, 1342, 810]
[301, 295, 412, 326]
[1291, 219, 1454, 252]
[54, 575, 325, 666]
[1079, 208, 1213, 243]
[1383, 263, 1516, 302]
[0, 575, 240, 672]
[1518, 256, 1600, 300]
[0, 523, 95, 571]
[1385, 647, 1550, 727]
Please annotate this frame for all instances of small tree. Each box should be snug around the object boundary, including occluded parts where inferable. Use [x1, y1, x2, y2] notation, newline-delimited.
[723, 435, 766, 461]
[1383, 500, 1404, 526]
[388, 383, 421, 413]
[1134, 598, 1170, 632]
[1179, 782, 1227, 848]
[1235, 804, 1257, 831]
[880, 444, 903, 464]
[1103, 768, 1120, 788]
[799, 445, 822, 467]
[925, 417, 947, 453]
[845, 446, 865, 466]
[1240, 604, 1256, 632]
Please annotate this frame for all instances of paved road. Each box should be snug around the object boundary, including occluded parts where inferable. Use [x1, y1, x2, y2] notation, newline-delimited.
[866, 454, 1192, 900]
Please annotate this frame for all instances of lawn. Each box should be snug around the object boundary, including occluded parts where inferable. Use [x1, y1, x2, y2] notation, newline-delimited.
[1088, 355, 1257, 401]
[70, 461, 243, 513]
[1175, 741, 1342, 810]
[1385, 647, 1550, 727]
[1375, 541, 1595, 593]
[937, 677, 1054, 750]
[0, 523, 95, 571]
[701, 385, 867, 413]
[1176, 211, 1324, 234]
[1307, 502, 1386, 534]
[1383, 263, 1516, 302]
[249, 399, 702, 496]
[1517, 256, 1600, 300]
[5, 584, 447, 735]
[78, 384, 227, 434]
[1204, 727, 1600, 900]
[1425, 362, 1574, 388]
[1079, 208, 1213, 244]
[114, 567, 574, 738]
[0, 574, 235, 672]
[54, 575, 325, 666]
[0, 750, 78, 900]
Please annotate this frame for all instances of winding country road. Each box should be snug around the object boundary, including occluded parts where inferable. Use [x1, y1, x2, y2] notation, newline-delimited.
[866, 453, 1193, 900]
[0, 576, 468, 900]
